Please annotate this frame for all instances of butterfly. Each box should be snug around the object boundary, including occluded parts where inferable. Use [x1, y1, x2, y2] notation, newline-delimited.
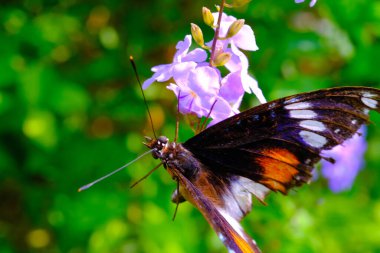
[143, 86, 380, 253]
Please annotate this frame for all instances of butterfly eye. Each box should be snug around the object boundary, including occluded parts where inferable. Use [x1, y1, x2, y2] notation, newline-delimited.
[158, 136, 169, 145]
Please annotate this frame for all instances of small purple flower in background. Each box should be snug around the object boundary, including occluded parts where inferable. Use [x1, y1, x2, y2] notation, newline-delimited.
[321, 126, 367, 193]
[295, 0, 317, 7]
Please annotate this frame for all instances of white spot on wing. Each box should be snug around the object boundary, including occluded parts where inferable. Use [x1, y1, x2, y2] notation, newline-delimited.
[361, 97, 378, 109]
[285, 97, 300, 104]
[223, 180, 252, 220]
[289, 110, 317, 119]
[363, 92, 376, 98]
[237, 177, 270, 203]
[268, 102, 277, 109]
[299, 130, 327, 148]
[352, 119, 357, 124]
[284, 102, 311, 110]
[334, 128, 341, 134]
[227, 248, 236, 253]
[300, 120, 326, 132]
[218, 233, 225, 242]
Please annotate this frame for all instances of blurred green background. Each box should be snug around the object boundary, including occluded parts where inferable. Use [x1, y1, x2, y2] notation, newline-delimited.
[1, 0, 380, 252]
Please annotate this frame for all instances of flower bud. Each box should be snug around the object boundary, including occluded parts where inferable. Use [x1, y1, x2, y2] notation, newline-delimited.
[202, 7, 214, 27]
[226, 19, 245, 39]
[212, 52, 231, 67]
[190, 23, 204, 47]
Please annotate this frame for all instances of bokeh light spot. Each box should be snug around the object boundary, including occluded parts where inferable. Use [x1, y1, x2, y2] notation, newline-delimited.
[86, 5, 110, 33]
[147, 105, 165, 132]
[99, 26, 119, 49]
[26, 228, 50, 248]
[126, 203, 142, 223]
[22, 111, 57, 148]
[51, 45, 71, 63]
[48, 210, 65, 226]
[90, 116, 114, 138]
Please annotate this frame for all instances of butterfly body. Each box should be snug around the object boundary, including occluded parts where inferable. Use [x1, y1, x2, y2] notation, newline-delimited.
[144, 87, 380, 253]
[145, 137, 262, 253]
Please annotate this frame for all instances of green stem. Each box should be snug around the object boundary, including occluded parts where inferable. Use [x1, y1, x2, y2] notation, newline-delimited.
[209, 0, 225, 66]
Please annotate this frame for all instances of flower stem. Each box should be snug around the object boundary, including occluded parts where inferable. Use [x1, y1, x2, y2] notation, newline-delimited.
[209, 0, 225, 66]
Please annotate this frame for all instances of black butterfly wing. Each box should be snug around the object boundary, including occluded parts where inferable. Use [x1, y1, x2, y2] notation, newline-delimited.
[183, 86, 380, 193]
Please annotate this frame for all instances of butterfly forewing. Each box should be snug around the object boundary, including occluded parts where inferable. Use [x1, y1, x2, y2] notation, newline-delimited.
[183, 87, 380, 193]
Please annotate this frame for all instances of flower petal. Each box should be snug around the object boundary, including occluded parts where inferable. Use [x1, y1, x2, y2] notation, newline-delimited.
[142, 64, 172, 89]
[220, 72, 245, 109]
[172, 61, 197, 85]
[182, 48, 208, 63]
[226, 44, 266, 103]
[208, 97, 234, 126]
[173, 35, 192, 62]
[223, 49, 241, 73]
[224, 44, 248, 73]
[241, 73, 266, 103]
[295, 0, 317, 7]
[188, 66, 221, 96]
[212, 12, 236, 38]
[142, 75, 159, 89]
[232, 25, 259, 51]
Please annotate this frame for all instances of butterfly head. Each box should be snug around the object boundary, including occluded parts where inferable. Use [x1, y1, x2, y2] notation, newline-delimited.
[144, 135, 170, 159]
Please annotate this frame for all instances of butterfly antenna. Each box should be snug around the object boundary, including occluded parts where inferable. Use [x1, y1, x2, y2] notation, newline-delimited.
[174, 91, 181, 142]
[198, 99, 218, 132]
[172, 179, 180, 221]
[130, 56, 157, 139]
[130, 162, 163, 188]
[78, 149, 153, 192]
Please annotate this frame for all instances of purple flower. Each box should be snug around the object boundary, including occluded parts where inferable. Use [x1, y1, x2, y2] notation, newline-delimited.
[208, 13, 266, 104]
[208, 97, 234, 126]
[295, 0, 317, 7]
[321, 127, 367, 193]
[167, 65, 233, 123]
[219, 71, 245, 112]
[143, 12, 266, 126]
[224, 44, 266, 103]
[142, 35, 207, 89]
[211, 13, 259, 51]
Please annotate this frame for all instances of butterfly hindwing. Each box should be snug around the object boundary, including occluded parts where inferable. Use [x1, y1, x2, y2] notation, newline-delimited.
[183, 87, 380, 193]
[168, 164, 261, 253]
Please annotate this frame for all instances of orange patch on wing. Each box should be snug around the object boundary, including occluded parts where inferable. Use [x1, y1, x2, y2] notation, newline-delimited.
[258, 178, 287, 194]
[256, 148, 301, 192]
[228, 228, 256, 253]
[262, 148, 300, 166]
